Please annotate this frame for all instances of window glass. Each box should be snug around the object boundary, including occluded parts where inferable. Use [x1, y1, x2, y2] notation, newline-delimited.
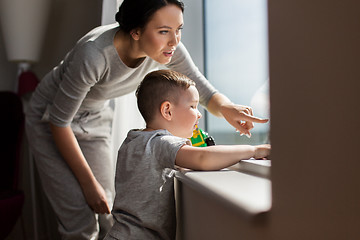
[204, 0, 270, 145]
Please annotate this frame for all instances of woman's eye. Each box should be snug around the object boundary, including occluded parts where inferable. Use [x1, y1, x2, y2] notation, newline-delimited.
[159, 30, 168, 35]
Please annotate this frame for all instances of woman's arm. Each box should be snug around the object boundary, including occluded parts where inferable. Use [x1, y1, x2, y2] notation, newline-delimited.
[206, 92, 269, 136]
[168, 43, 268, 136]
[50, 123, 110, 214]
[175, 144, 270, 171]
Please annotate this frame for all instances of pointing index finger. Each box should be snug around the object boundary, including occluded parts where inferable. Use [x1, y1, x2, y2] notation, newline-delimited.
[242, 114, 269, 124]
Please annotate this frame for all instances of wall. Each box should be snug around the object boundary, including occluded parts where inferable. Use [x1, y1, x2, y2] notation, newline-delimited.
[269, 0, 360, 239]
[0, 0, 102, 92]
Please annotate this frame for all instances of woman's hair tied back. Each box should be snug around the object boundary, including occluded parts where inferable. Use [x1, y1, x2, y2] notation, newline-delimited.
[115, 0, 184, 33]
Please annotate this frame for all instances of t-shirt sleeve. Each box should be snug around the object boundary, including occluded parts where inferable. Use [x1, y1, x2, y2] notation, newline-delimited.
[166, 42, 218, 108]
[49, 42, 107, 126]
[153, 134, 191, 167]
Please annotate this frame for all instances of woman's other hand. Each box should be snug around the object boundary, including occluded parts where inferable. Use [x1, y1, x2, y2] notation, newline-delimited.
[50, 123, 111, 214]
[82, 179, 111, 214]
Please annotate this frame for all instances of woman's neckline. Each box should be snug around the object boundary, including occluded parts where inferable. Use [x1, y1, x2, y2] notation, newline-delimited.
[112, 28, 147, 69]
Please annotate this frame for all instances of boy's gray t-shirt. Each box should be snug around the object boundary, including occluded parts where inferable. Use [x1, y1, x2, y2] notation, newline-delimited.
[109, 129, 190, 240]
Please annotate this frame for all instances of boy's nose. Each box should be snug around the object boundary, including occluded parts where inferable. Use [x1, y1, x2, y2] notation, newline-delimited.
[197, 110, 202, 119]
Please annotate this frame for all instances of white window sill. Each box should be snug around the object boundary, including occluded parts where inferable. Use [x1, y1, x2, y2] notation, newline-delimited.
[175, 160, 272, 217]
[228, 159, 271, 178]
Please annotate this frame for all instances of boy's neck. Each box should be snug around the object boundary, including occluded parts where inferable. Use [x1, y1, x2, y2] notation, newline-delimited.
[143, 124, 164, 132]
[143, 127, 157, 132]
[144, 119, 173, 134]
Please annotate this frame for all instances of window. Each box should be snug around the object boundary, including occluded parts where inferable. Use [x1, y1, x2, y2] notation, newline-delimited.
[204, 0, 270, 145]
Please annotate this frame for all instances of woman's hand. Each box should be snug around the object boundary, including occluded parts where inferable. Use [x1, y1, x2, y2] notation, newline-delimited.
[82, 179, 111, 214]
[207, 93, 268, 136]
[220, 103, 268, 136]
[50, 123, 111, 214]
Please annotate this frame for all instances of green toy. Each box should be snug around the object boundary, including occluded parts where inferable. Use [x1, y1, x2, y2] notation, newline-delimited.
[190, 126, 216, 147]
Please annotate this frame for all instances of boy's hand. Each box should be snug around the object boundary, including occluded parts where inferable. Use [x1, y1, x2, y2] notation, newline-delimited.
[254, 144, 271, 159]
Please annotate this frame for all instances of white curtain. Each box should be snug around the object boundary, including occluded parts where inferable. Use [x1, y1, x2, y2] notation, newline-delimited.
[101, 0, 145, 168]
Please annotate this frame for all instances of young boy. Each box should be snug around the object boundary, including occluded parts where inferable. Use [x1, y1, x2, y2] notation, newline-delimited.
[105, 70, 271, 240]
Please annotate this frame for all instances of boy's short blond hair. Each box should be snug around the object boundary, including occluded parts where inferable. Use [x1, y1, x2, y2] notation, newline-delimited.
[136, 69, 195, 124]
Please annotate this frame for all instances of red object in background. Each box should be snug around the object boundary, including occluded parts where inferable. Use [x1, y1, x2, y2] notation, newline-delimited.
[17, 70, 39, 97]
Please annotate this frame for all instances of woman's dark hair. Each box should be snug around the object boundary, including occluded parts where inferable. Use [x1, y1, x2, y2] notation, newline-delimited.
[115, 0, 184, 33]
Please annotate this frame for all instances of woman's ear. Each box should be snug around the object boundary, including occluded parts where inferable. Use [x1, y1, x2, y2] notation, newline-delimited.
[160, 101, 172, 121]
[130, 28, 141, 41]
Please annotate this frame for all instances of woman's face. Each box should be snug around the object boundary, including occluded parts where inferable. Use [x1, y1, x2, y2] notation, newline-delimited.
[136, 4, 184, 64]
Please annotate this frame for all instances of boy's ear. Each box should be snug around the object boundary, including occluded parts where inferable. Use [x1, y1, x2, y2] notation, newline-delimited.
[130, 28, 141, 41]
[160, 101, 172, 121]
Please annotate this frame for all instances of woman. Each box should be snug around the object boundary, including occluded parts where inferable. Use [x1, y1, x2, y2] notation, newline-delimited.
[26, 0, 268, 239]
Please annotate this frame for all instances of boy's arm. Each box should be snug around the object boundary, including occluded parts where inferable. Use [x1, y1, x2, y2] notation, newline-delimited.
[175, 144, 270, 171]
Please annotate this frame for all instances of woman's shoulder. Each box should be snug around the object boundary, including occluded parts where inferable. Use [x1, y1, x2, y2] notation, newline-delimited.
[71, 23, 119, 56]
[77, 23, 119, 43]
[69, 24, 120, 64]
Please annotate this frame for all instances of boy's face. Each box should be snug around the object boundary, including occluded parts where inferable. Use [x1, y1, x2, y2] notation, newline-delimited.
[171, 85, 202, 138]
